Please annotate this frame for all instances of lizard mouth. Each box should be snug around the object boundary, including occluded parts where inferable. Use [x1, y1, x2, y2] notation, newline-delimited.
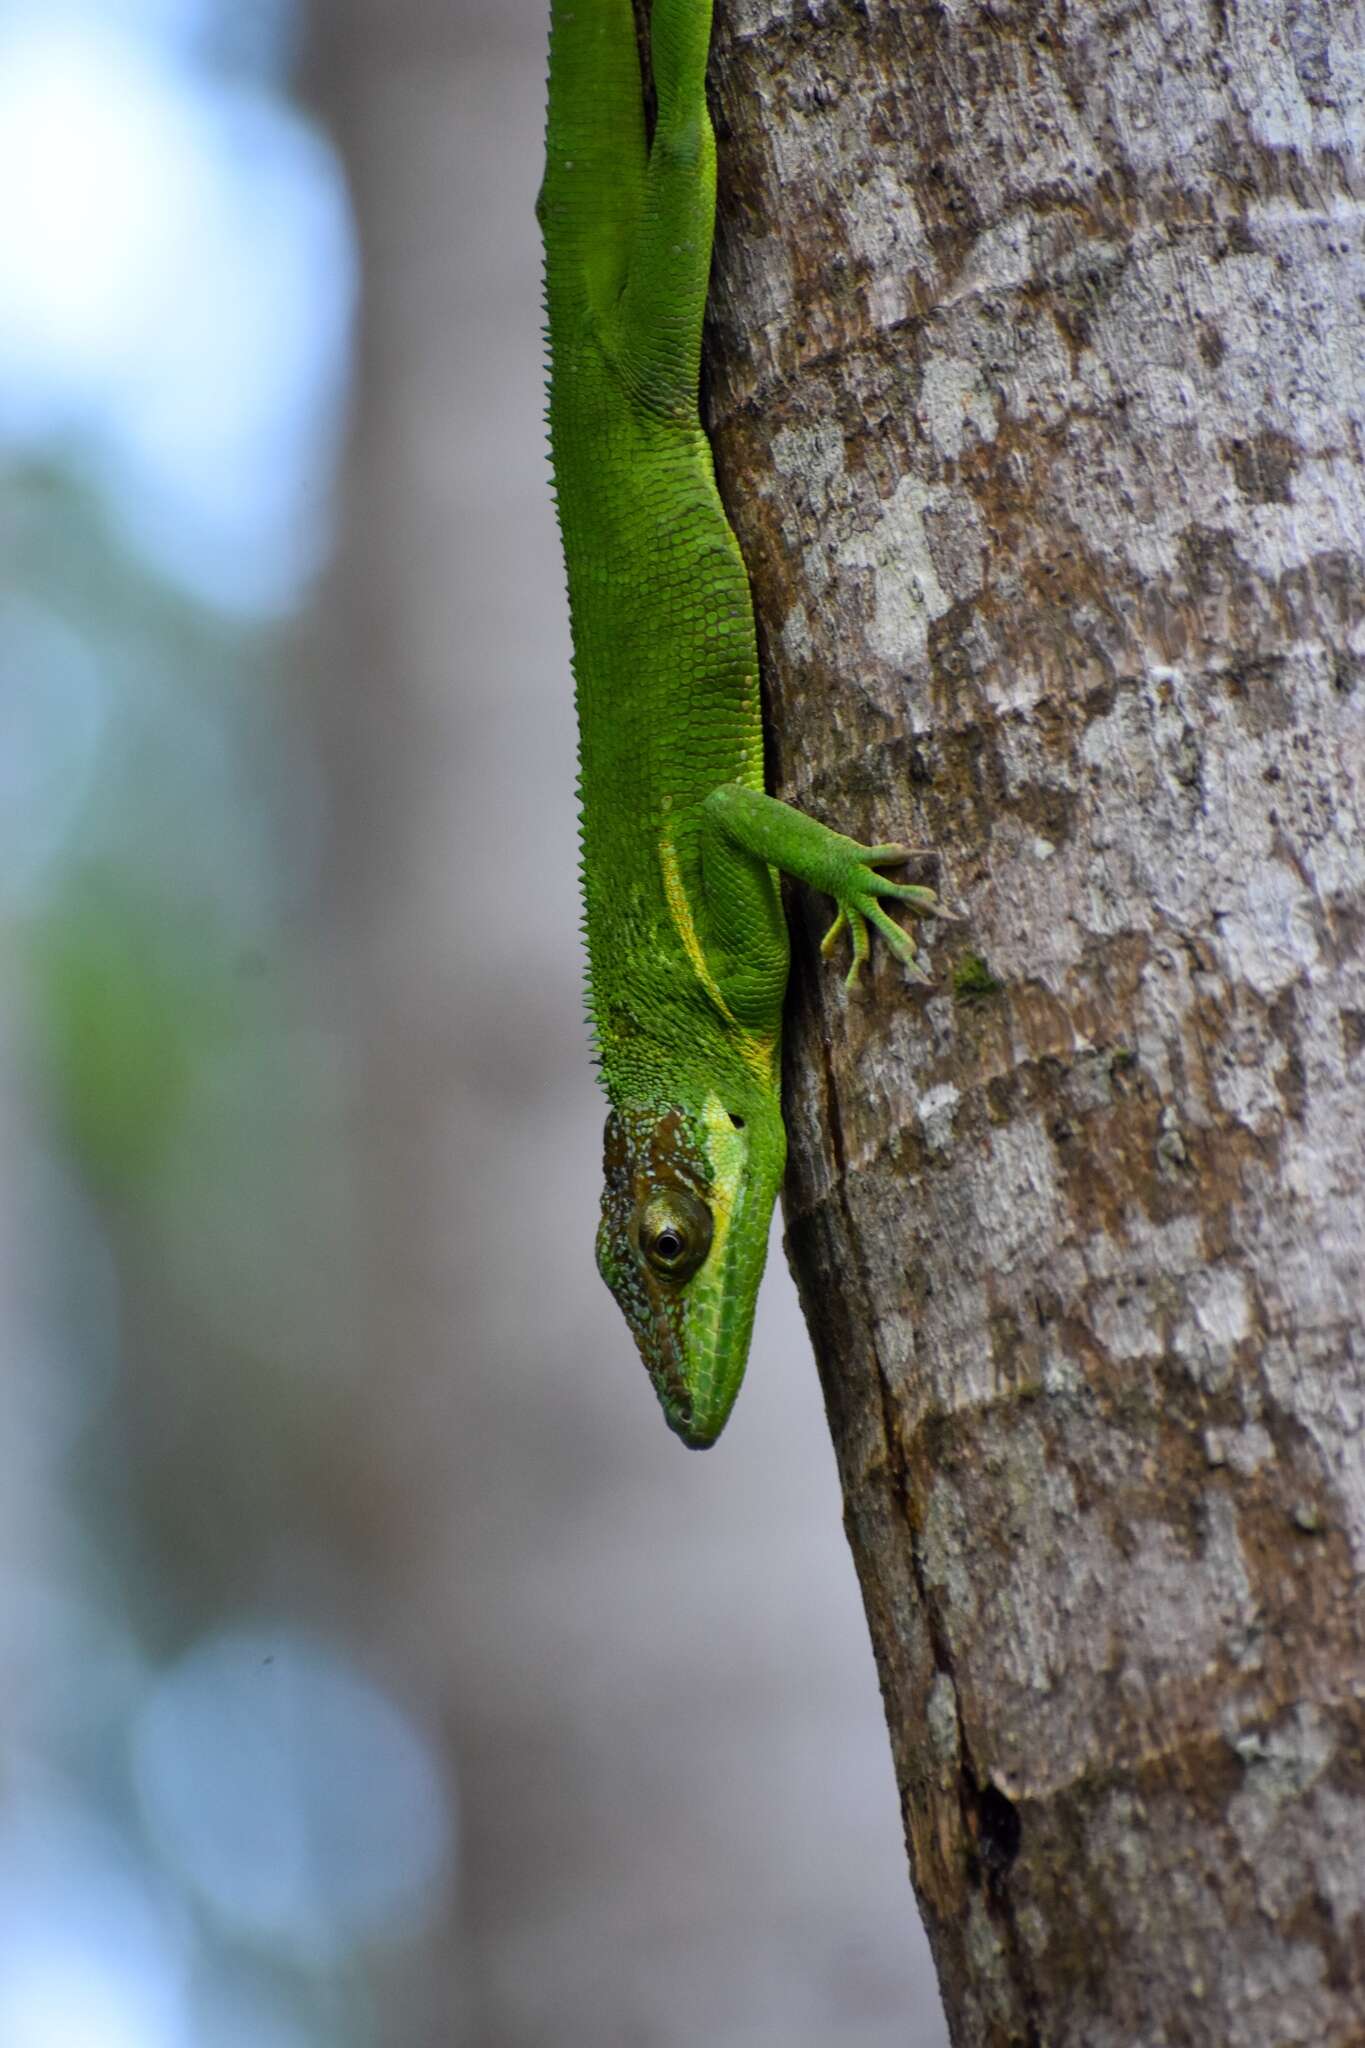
[597, 1200, 738, 1449]
[647, 1219, 765, 1450]
[611, 1255, 758, 1451]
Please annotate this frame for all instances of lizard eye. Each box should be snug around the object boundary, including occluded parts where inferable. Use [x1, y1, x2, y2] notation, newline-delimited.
[637, 1188, 712, 1282]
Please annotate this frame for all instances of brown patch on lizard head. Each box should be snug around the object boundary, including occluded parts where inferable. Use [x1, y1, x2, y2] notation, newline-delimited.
[597, 1106, 714, 1435]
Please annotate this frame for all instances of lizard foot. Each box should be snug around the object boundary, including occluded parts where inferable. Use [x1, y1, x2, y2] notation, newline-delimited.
[818, 848, 956, 992]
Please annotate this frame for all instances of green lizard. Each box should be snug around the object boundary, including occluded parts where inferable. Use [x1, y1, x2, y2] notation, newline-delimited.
[539, 0, 946, 1446]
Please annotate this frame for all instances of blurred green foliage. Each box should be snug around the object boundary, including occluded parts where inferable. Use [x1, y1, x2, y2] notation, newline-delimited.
[25, 879, 230, 1185]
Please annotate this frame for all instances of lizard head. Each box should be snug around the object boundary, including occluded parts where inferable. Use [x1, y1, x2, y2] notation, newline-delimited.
[595, 1090, 786, 1447]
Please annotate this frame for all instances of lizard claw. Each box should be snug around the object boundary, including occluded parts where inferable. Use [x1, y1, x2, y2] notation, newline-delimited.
[862, 842, 934, 865]
[821, 894, 937, 990]
[821, 904, 872, 989]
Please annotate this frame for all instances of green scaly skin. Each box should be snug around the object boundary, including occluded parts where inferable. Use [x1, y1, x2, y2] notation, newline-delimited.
[539, 0, 946, 1446]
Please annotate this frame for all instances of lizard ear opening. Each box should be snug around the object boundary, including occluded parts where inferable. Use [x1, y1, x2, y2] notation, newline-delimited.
[728, 1111, 746, 1128]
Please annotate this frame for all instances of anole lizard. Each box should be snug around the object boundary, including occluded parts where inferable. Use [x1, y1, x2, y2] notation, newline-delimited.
[539, 0, 946, 1445]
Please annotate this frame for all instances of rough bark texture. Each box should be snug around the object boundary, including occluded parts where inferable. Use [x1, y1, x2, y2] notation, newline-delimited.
[704, 2, 1365, 2042]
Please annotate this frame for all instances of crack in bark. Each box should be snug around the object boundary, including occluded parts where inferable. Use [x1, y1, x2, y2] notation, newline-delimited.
[811, 1009, 1046, 2048]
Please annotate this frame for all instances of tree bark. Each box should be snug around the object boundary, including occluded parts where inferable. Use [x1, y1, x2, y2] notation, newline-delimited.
[706, 1, 1365, 2042]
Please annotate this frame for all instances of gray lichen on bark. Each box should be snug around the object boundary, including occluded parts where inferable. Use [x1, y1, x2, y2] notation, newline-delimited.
[706, 0, 1365, 2041]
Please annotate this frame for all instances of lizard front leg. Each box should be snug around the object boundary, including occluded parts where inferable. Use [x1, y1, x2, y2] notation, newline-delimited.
[701, 782, 951, 991]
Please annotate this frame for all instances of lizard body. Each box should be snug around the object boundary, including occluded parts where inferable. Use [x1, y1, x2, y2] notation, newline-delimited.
[539, 0, 943, 1445]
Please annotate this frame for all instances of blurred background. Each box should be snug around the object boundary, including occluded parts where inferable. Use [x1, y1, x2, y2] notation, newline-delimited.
[0, 0, 948, 2040]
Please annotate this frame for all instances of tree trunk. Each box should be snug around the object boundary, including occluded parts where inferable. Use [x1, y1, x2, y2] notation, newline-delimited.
[706, 1, 1365, 2041]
